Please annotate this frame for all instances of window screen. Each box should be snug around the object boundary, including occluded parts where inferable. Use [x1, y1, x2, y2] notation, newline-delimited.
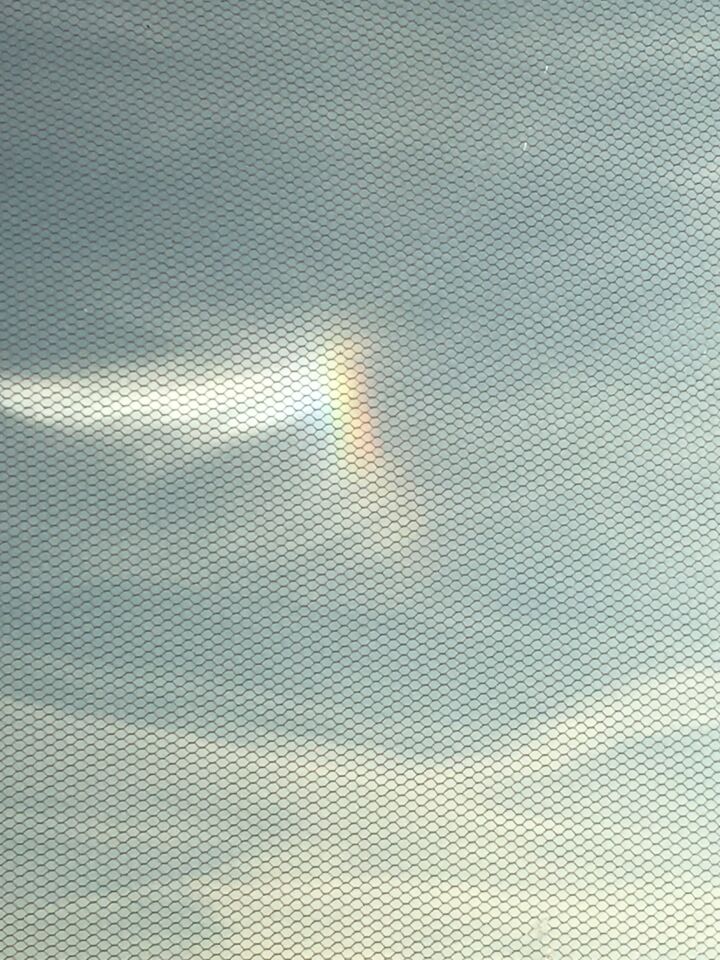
[2, 2, 718, 958]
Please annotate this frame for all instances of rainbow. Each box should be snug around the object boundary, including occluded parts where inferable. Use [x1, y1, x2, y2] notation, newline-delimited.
[323, 339, 382, 473]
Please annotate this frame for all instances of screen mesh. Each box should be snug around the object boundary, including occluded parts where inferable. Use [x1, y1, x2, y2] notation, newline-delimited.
[2, 2, 718, 958]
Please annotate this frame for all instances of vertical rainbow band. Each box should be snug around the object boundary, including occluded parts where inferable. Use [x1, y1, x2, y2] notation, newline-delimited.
[323, 340, 382, 473]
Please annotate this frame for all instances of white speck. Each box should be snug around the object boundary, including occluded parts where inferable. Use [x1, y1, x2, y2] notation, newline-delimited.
[522, 141, 528, 152]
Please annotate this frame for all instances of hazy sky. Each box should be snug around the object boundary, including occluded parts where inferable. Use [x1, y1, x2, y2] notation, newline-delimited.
[2, 1, 718, 957]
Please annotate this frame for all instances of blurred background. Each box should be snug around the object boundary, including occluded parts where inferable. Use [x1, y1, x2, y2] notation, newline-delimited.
[1, 1, 718, 957]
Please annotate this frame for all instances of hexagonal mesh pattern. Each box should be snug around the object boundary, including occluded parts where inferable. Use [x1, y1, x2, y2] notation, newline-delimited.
[2, 2, 718, 958]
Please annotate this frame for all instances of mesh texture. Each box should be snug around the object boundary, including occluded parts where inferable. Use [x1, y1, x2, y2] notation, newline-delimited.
[2, 2, 718, 958]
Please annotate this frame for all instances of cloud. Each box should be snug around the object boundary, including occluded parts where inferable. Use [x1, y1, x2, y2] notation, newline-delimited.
[3, 666, 718, 957]
[0, 331, 430, 562]
[0, 356, 329, 440]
